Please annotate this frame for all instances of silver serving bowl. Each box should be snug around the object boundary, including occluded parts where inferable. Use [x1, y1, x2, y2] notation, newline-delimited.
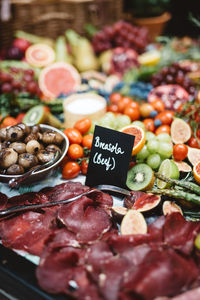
[0, 124, 69, 185]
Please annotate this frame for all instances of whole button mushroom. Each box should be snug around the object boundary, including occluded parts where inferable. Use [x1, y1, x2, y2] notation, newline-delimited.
[26, 140, 41, 154]
[0, 148, 18, 168]
[42, 131, 64, 145]
[31, 125, 40, 134]
[0, 128, 7, 141]
[18, 153, 38, 169]
[9, 142, 26, 154]
[37, 150, 54, 164]
[17, 123, 31, 135]
[46, 144, 61, 154]
[25, 133, 38, 144]
[7, 164, 24, 175]
[6, 126, 24, 142]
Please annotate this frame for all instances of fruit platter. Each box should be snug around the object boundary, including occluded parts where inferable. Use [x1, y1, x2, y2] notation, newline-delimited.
[0, 20, 200, 300]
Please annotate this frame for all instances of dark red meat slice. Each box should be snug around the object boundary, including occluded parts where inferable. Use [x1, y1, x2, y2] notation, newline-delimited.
[89, 191, 113, 208]
[0, 210, 56, 255]
[44, 228, 80, 250]
[0, 193, 8, 210]
[172, 288, 200, 300]
[124, 191, 146, 209]
[164, 213, 200, 255]
[120, 247, 199, 300]
[148, 215, 165, 242]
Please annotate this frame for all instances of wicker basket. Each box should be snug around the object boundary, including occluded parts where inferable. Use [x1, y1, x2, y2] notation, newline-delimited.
[0, 0, 122, 49]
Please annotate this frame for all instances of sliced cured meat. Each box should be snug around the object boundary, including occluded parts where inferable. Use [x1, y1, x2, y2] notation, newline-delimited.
[57, 196, 94, 233]
[77, 206, 112, 243]
[172, 288, 200, 300]
[163, 213, 200, 255]
[120, 247, 199, 300]
[0, 210, 56, 256]
[43, 228, 80, 250]
[124, 191, 146, 209]
[0, 193, 8, 210]
[89, 191, 113, 208]
[148, 215, 165, 242]
[7, 192, 49, 208]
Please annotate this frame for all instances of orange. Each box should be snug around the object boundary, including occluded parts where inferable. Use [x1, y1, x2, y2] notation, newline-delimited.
[120, 125, 146, 156]
[193, 161, 200, 184]
[25, 44, 55, 67]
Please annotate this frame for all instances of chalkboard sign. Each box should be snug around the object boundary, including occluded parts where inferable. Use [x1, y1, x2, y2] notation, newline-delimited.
[85, 125, 135, 188]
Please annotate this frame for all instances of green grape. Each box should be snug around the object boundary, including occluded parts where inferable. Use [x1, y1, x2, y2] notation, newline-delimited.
[99, 112, 116, 129]
[136, 145, 150, 160]
[157, 133, 171, 143]
[147, 139, 159, 154]
[116, 114, 131, 130]
[158, 142, 173, 158]
[88, 120, 98, 133]
[145, 131, 156, 142]
[132, 121, 146, 131]
[147, 154, 161, 169]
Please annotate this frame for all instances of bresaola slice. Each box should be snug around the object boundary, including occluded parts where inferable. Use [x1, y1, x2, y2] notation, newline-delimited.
[0, 193, 8, 210]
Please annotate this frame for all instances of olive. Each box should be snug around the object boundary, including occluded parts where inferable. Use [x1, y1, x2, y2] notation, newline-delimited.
[46, 144, 61, 154]
[18, 153, 38, 169]
[17, 123, 31, 135]
[31, 125, 40, 134]
[0, 128, 7, 141]
[42, 131, 64, 145]
[6, 126, 24, 142]
[0, 148, 18, 168]
[9, 142, 26, 154]
[6, 164, 24, 175]
[25, 133, 38, 144]
[26, 140, 41, 154]
[37, 150, 54, 164]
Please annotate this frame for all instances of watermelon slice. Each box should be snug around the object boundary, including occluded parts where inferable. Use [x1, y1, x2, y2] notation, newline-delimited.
[25, 44, 55, 67]
[39, 62, 81, 99]
[148, 84, 189, 111]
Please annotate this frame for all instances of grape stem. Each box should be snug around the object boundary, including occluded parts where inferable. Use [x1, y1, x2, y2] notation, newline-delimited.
[150, 189, 200, 205]
[155, 173, 200, 196]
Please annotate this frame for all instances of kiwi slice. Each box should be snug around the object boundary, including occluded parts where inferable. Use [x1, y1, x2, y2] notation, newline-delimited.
[126, 163, 155, 191]
[23, 105, 47, 126]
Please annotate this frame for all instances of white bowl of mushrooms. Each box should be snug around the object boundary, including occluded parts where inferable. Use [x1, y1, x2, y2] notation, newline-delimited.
[0, 123, 69, 185]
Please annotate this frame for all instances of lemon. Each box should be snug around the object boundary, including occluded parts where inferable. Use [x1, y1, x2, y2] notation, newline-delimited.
[157, 159, 180, 189]
[138, 50, 161, 66]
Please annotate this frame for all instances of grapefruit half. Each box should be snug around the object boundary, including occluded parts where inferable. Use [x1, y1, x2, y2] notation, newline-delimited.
[120, 125, 145, 156]
[25, 43, 55, 67]
[193, 160, 200, 184]
[39, 62, 81, 99]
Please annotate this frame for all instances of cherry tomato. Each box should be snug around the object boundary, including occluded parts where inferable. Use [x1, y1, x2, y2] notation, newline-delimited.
[107, 104, 119, 113]
[124, 107, 140, 121]
[139, 103, 154, 117]
[74, 118, 92, 134]
[155, 125, 171, 135]
[68, 144, 84, 160]
[117, 97, 132, 113]
[151, 99, 165, 112]
[109, 92, 123, 104]
[1, 116, 17, 128]
[188, 136, 200, 149]
[81, 159, 89, 175]
[155, 111, 174, 125]
[143, 118, 155, 132]
[60, 155, 70, 169]
[82, 134, 93, 149]
[63, 128, 82, 144]
[16, 112, 26, 123]
[62, 161, 80, 179]
[173, 144, 188, 161]
[127, 101, 139, 110]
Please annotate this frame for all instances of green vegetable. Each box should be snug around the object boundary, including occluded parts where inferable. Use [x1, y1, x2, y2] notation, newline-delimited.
[55, 36, 72, 63]
[84, 23, 99, 37]
[155, 173, 200, 196]
[46, 99, 64, 114]
[15, 30, 54, 47]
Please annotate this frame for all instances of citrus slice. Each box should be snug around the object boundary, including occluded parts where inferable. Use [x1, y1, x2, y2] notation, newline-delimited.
[138, 50, 161, 66]
[193, 160, 200, 184]
[25, 44, 55, 67]
[39, 62, 81, 100]
[120, 125, 145, 156]
[157, 159, 180, 189]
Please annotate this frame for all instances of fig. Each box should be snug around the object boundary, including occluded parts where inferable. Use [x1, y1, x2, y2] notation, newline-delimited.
[133, 194, 161, 212]
[171, 118, 191, 144]
[162, 201, 183, 216]
[120, 210, 147, 235]
[174, 161, 192, 172]
[124, 191, 146, 209]
[111, 206, 128, 221]
[187, 147, 200, 166]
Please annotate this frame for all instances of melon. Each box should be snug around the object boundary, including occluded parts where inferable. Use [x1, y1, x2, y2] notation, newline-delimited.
[39, 62, 81, 100]
[25, 43, 55, 67]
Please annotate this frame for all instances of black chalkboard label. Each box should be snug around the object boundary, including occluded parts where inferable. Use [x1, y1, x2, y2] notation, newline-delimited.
[85, 125, 135, 188]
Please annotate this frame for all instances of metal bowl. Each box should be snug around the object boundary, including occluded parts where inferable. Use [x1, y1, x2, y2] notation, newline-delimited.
[0, 124, 69, 185]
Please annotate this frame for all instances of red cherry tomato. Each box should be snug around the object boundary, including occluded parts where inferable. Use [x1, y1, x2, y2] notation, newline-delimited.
[155, 111, 174, 125]
[63, 128, 82, 144]
[143, 118, 155, 132]
[109, 92, 123, 104]
[0, 116, 17, 128]
[62, 161, 80, 179]
[188, 136, 200, 149]
[81, 159, 89, 175]
[74, 118, 92, 134]
[127, 101, 140, 110]
[155, 125, 171, 135]
[117, 97, 132, 113]
[68, 144, 84, 160]
[151, 99, 165, 112]
[173, 144, 188, 161]
[107, 104, 119, 113]
[124, 107, 140, 121]
[16, 112, 26, 123]
[82, 134, 93, 149]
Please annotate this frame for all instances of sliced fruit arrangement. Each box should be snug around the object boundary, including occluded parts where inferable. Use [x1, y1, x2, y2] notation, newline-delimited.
[120, 125, 145, 156]
[25, 44, 56, 67]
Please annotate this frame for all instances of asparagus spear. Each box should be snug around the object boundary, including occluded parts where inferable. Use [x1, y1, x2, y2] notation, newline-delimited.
[150, 189, 200, 205]
[155, 173, 200, 196]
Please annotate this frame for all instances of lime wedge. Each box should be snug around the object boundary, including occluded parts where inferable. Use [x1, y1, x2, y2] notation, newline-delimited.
[157, 159, 180, 189]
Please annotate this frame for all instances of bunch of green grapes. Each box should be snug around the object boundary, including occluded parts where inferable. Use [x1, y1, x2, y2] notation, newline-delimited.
[136, 132, 173, 170]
